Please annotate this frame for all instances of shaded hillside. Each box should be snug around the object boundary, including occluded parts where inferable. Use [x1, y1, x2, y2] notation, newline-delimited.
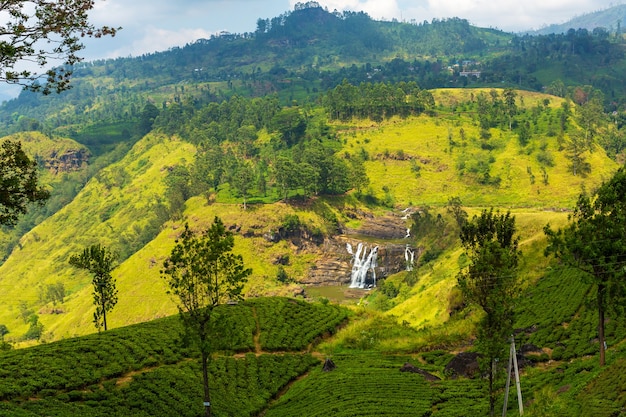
[0, 132, 91, 263]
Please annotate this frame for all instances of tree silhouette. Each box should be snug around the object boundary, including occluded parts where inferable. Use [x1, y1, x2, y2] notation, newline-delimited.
[0, 139, 49, 226]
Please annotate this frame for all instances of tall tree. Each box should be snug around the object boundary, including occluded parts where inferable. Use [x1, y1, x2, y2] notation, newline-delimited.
[271, 107, 307, 147]
[231, 159, 255, 210]
[0, 139, 49, 226]
[69, 244, 118, 331]
[162, 218, 251, 417]
[566, 132, 592, 176]
[273, 156, 300, 201]
[348, 156, 369, 195]
[0, 0, 118, 93]
[457, 209, 520, 417]
[503, 88, 517, 131]
[577, 93, 605, 146]
[544, 166, 626, 366]
[446, 196, 468, 228]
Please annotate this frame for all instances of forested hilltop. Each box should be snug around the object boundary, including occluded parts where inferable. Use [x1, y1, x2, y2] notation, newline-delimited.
[1, 2, 625, 144]
[2, 2, 626, 416]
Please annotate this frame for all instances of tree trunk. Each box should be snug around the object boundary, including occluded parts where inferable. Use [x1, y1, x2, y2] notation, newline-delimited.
[598, 283, 606, 366]
[101, 291, 107, 331]
[489, 358, 495, 417]
[202, 350, 212, 417]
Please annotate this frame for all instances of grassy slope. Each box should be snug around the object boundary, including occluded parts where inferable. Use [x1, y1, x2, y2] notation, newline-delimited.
[0, 133, 195, 338]
[0, 135, 335, 340]
[349, 89, 616, 207]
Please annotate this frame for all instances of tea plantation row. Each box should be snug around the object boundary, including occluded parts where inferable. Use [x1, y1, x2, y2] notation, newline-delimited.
[0, 354, 319, 417]
[514, 268, 626, 362]
[264, 354, 488, 416]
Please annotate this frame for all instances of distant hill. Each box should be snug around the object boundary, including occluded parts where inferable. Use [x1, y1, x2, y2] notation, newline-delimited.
[528, 4, 626, 35]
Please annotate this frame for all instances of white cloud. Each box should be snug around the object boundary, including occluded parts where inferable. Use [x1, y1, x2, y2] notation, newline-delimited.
[102, 27, 217, 59]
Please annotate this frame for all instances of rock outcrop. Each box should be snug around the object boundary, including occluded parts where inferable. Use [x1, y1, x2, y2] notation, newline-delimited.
[44, 148, 90, 174]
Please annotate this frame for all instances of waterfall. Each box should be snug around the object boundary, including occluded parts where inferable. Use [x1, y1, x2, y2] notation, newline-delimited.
[347, 242, 378, 288]
[405, 245, 415, 271]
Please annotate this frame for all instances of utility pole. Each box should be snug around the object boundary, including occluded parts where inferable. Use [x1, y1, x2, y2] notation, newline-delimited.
[502, 335, 524, 416]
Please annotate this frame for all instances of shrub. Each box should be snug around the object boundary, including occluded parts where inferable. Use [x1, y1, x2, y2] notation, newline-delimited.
[551, 346, 565, 361]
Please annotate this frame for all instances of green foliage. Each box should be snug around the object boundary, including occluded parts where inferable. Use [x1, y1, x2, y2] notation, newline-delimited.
[446, 196, 468, 229]
[271, 107, 308, 146]
[22, 315, 43, 341]
[458, 208, 520, 415]
[0, 139, 49, 226]
[0, 0, 117, 93]
[323, 80, 434, 121]
[265, 355, 488, 416]
[69, 244, 118, 332]
[231, 159, 256, 209]
[162, 217, 252, 339]
[275, 265, 291, 284]
[38, 281, 65, 305]
[162, 216, 252, 415]
[411, 206, 446, 240]
[0, 297, 346, 416]
[164, 165, 191, 220]
[138, 103, 159, 135]
[281, 213, 301, 233]
[544, 166, 626, 365]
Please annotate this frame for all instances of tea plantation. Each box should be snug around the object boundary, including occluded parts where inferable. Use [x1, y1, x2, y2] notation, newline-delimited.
[264, 354, 488, 417]
[3, 283, 626, 416]
[0, 297, 348, 416]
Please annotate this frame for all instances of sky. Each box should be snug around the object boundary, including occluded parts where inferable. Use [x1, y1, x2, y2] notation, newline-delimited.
[0, 0, 621, 100]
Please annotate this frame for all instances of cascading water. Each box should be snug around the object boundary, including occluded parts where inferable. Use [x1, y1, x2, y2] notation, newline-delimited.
[405, 244, 415, 271]
[346, 242, 378, 288]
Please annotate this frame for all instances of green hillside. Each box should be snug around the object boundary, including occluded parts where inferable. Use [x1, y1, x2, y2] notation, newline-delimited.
[0, 86, 619, 343]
